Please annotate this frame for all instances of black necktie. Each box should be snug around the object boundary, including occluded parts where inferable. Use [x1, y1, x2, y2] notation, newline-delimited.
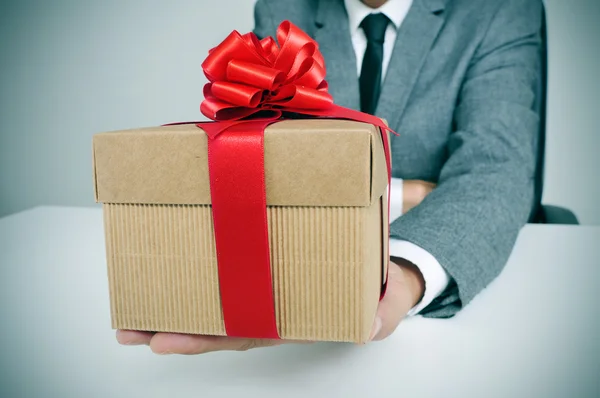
[359, 13, 390, 115]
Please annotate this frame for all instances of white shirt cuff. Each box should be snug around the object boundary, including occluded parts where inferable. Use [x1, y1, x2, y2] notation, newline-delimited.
[388, 177, 449, 315]
[389, 239, 450, 316]
[389, 177, 404, 221]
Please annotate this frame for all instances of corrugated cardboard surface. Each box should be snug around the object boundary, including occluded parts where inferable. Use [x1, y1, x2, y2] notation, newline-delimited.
[104, 198, 384, 343]
[96, 119, 390, 343]
[93, 120, 388, 207]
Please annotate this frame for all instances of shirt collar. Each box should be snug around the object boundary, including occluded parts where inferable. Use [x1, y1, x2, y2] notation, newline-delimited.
[344, 0, 409, 32]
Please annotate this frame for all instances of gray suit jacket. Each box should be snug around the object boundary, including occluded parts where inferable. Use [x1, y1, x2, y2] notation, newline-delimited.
[254, 0, 541, 317]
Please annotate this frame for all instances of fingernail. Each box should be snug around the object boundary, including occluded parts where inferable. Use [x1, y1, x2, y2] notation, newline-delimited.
[120, 340, 148, 346]
[369, 317, 382, 341]
[119, 339, 135, 346]
[157, 351, 173, 355]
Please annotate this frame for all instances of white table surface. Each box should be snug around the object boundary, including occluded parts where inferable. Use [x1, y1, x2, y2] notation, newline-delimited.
[0, 206, 599, 398]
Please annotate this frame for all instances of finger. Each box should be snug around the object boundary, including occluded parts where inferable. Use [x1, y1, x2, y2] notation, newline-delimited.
[116, 330, 154, 346]
[371, 263, 414, 341]
[149, 333, 284, 355]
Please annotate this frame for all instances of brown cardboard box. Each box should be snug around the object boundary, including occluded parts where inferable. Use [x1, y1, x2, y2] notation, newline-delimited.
[93, 119, 389, 343]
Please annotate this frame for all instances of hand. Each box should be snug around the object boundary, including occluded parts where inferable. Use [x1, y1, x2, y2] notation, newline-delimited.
[370, 257, 425, 340]
[116, 260, 425, 353]
[403, 180, 436, 213]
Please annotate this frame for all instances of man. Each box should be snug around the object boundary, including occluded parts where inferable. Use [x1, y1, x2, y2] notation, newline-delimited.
[118, 0, 541, 354]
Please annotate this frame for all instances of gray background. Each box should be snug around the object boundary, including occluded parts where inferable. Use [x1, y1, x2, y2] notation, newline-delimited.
[0, 0, 598, 223]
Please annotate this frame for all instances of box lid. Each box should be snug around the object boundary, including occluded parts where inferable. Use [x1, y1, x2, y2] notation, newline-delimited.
[93, 119, 389, 207]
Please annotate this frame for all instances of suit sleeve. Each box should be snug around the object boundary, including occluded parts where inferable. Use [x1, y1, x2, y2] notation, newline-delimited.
[389, 0, 542, 318]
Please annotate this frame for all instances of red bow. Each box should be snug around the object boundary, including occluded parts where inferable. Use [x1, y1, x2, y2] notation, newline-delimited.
[201, 21, 333, 124]
[186, 21, 394, 340]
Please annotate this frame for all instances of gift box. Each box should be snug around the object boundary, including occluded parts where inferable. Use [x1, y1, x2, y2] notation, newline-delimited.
[93, 20, 395, 343]
[93, 119, 389, 343]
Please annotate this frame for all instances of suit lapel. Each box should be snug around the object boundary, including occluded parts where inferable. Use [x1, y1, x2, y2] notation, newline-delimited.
[312, 0, 447, 123]
[376, 0, 447, 128]
[314, 0, 360, 110]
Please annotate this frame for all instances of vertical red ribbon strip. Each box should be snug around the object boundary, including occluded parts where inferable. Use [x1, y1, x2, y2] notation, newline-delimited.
[206, 121, 279, 339]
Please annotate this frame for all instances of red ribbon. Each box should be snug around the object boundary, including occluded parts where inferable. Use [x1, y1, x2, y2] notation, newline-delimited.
[194, 21, 395, 339]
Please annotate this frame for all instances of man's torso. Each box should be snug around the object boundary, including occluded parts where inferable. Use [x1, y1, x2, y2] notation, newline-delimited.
[255, 0, 532, 181]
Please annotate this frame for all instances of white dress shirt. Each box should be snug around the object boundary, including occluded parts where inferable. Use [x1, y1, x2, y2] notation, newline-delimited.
[344, 0, 450, 315]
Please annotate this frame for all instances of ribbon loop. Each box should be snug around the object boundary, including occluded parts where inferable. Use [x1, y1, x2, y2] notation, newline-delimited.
[226, 60, 285, 91]
[210, 81, 263, 107]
